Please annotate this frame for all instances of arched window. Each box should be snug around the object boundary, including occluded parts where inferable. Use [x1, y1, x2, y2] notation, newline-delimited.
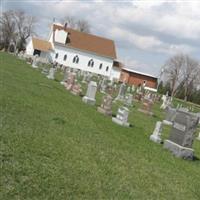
[99, 63, 102, 69]
[76, 56, 79, 64]
[73, 55, 79, 63]
[63, 54, 67, 61]
[55, 53, 59, 59]
[106, 66, 109, 71]
[88, 59, 94, 67]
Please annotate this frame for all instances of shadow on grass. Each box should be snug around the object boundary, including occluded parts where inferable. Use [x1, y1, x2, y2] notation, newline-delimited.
[52, 117, 66, 125]
[193, 156, 200, 161]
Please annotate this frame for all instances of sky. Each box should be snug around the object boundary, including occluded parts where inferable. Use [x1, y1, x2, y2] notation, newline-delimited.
[2, 0, 200, 76]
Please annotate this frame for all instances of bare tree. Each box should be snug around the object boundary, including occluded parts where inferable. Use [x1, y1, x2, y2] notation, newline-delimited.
[12, 11, 37, 50]
[0, 10, 16, 50]
[162, 53, 185, 97]
[61, 16, 77, 29]
[181, 55, 199, 101]
[162, 53, 200, 100]
[76, 19, 90, 33]
[62, 16, 91, 33]
[0, 10, 37, 51]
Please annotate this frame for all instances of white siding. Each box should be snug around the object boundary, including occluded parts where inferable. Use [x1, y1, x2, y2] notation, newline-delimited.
[26, 39, 34, 55]
[52, 45, 114, 77]
[110, 66, 121, 81]
[54, 30, 68, 44]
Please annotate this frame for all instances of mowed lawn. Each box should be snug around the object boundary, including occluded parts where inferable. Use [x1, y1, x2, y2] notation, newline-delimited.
[1, 52, 200, 200]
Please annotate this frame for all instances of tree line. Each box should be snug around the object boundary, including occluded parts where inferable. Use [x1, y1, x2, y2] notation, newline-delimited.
[0, 10, 90, 52]
[158, 53, 200, 104]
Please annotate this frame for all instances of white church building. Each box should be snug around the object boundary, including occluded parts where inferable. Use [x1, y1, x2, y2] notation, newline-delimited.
[26, 23, 121, 80]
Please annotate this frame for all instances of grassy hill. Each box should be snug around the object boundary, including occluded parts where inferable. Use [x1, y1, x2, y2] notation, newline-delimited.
[1, 52, 200, 199]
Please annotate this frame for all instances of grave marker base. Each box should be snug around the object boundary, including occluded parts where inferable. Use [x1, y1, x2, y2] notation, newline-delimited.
[163, 120, 173, 126]
[138, 108, 154, 116]
[150, 135, 162, 144]
[82, 96, 96, 105]
[164, 140, 194, 160]
[97, 107, 112, 116]
[112, 117, 130, 127]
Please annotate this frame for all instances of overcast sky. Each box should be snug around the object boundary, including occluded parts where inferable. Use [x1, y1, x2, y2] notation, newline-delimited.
[3, 0, 200, 76]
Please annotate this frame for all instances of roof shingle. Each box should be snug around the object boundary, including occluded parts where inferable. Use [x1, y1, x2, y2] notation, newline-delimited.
[53, 24, 117, 59]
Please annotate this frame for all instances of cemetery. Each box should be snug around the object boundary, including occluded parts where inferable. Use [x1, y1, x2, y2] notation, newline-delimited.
[1, 52, 200, 199]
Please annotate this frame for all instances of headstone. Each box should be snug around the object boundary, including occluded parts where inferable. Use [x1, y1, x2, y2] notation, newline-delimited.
[47, 67, 56, 80]
[114, 83, 126, 101]
[112, 106, 130, 127]
[164, 110, 199, 160]
[60, 67, 69, 85]
[160, 95, 172, 110]
[132, 85, 135, 93]
[71, 82, 82, 96]
[138, 98, 154, 116]
[97, 94, 112, 116]
[124, 94, 133, 107]
[163, 107, 177, 126]
[150, 121, 162, 143]
[82, 72, 87, 83]
[100, 77, 107, 94]
[82, 81, 97, 105]
[32, 55, 38, 68]
[64, 72, 76, 90]
[127, 86, 131, 93]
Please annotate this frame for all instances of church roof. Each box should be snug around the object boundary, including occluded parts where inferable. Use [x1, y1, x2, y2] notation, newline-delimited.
[32, 37, 53, 52]
[52, 24, 117, 59]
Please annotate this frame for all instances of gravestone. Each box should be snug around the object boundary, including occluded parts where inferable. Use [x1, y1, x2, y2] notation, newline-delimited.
[150, 121, 162, 143]
[160, 95, 172, 110]
[164, 110, 199, 160]
[71, 81, 82, 96]
[132, 85, 135, 93]
[114, 83, 126, 101]
[124, 94, 133, 107]
[127, 86, 131, 93]
[112, 106, 130, 127]
[82, 81, 97, 105]
[60, 67, 69, 85]
[97, 94, 112, 116]
[163, 107, 177, 126]
[32, 55, 38, 68]
[64, 72, 76, 90]
[100, 78, 107, 94]
[47, 67, 56, 80]
[82, 72, 87, 83]
[138, 98, 154, 116]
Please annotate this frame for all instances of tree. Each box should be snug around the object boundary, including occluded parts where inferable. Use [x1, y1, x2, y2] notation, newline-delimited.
[0, 10, 16, 50]
[162, 54, 200, 100]
[76, 19, 90, 33]
[181, 55, 200, 101]
[0, 10, 37, 51]
[61, 16, 91, 33]
[162, 53, 185, 97]
[13, 11, 37, 50]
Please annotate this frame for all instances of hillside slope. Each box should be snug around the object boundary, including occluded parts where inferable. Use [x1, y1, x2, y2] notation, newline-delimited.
[1, 52, 200, 199]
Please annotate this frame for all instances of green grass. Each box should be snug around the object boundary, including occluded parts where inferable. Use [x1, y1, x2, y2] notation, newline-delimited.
[1, 52, 200, 200]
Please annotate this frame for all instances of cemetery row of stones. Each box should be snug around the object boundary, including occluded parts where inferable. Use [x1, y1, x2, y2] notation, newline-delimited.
[20, 53, 200, 160]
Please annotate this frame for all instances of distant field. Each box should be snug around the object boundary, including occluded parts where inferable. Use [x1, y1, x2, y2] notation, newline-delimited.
[1, 52, 200, 200]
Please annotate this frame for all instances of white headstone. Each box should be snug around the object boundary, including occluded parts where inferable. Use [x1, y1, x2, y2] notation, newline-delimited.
[47, 68, 56, 79]
[112, 106, 130, 127]
[150, 121, 162, 143]
[82, 81, 97, 105]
